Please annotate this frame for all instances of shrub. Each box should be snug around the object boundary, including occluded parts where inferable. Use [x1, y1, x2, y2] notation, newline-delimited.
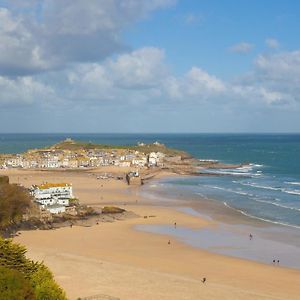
[0, 180, 32, 229]
[102, 206, 125, 214]
[0, 266, 35, 300]
[30, 265, 67, 300]
[0, 238, 67, 300]
[0, 238, 40, 277]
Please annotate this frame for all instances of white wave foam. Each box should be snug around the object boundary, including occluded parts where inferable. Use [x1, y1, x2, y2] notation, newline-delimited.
[198, 159, 218, 162]
[239, 182, 281, 191]
[211, 170, 254, 176]
[209, 185, 253, 196]
[285, 181, 300, 186]
[237, 166, 253, 171]
[196, 192, 209, 199]
[254, 198, 300, 212]
[238, 182, 300, 196]
[235, 189, 254, 196]
[284, 190, 300, 196]
[223, 202, 300, 229]
[249, 163, 264, 168]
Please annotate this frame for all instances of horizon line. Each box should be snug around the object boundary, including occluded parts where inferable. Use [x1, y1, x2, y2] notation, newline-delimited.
[0, 132, 300, 135]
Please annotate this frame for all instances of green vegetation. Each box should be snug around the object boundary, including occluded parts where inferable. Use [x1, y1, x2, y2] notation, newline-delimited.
[69, 198, 80, 206]
[0, 266, 35, 300]
[30, 265, 67, 300]
[0, 178, 32, 229]
[49, 139, 189, 157]
[0, 238, 67, 300]
[102, 206, 125, 214]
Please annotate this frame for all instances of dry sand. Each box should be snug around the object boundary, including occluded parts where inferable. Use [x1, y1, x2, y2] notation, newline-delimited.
[1, 168, 300, 300]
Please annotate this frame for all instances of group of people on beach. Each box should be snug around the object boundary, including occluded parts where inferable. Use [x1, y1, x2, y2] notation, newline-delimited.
[248, 234, 280, 266]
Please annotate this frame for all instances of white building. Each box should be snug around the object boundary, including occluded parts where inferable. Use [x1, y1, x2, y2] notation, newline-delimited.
[31, 183, 73, 213]
[46, 156, 60, 168]
[47, 204, 66, 214]
[5, 156, 23, 168]
[119, 161, 131, 167]
[148, 152, 165, 166]
[132, 157, 147, 167]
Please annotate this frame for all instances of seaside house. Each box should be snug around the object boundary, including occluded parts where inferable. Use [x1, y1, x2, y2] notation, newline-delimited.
[77, 157, 90, 168]
[46, 156, 60, 168]
[119, 161, 131, 167]
[148, 152, 165, 167]
[30, 183, 73, 214]
[4, 155, 23, 168]
[68, 159, 79, 168]
[132, 157, 148, 167]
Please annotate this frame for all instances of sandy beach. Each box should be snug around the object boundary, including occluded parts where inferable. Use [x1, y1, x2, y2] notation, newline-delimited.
[2, 168, 300, 300]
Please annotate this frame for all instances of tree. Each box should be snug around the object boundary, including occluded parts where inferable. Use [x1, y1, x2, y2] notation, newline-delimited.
[0, 238, 67, 300]
[0, 238, 40, 277]
[31, 265, 67, 300]
[0, 266, 35, 300]
[0, 180, 32, 228]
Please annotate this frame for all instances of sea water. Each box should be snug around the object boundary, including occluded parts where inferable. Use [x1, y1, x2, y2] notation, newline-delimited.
[1, 133, 300, 228]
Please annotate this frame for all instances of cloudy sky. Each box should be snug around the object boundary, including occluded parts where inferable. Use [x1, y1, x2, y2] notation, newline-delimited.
[0, 0, 300, 133]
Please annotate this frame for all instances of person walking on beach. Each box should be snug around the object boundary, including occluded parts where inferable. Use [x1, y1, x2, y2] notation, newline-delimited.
[174, 222, 177, 229]
[202, 277, 206, 284]
[249, 233, 253, 240]
[168, 240, 171, 245]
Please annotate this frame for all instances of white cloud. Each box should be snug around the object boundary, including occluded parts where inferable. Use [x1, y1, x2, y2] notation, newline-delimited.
[0, 8, 49, 75]
[231, 85, 291, 106]
[44, 48, 227, 106]
[108, 47, 168, 89]
[231, 50, 300, 107]
[184, 67, 226, 94]
[2, 44, 299, 111]
[42, 0, 175, 35]
[0, 75, 54, 106]
[162, 67, 226, 102]
[255, 51, 300, 79]
[0, 0, 175, 76]
[265, 38, 279, 49]
[229, 42, 254, 53]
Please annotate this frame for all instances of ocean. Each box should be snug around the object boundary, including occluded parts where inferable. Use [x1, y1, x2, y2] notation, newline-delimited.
[1, 133, 300, 229]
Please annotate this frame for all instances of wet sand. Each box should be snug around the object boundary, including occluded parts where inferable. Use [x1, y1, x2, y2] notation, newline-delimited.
[1, 168, 299, 299]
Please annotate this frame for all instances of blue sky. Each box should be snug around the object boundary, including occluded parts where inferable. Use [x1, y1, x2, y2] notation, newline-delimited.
[0, 0, 300, 133]
[125, 0, 300, 77]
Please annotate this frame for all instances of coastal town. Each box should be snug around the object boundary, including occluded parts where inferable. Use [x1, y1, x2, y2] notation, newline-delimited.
[0, 139, 192, 217]
[0, 139, 175, 170]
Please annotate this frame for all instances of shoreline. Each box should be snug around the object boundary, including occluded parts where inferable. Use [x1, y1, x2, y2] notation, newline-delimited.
[140, 176, 300, 254]
[1, 168, 300, 299]
[141, 174, 300, 229]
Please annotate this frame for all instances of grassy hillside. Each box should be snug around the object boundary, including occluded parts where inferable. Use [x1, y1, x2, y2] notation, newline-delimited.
[49, 139, 191, 157]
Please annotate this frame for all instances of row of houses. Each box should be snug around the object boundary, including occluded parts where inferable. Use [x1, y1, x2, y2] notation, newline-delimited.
[1, 150, 166, 169]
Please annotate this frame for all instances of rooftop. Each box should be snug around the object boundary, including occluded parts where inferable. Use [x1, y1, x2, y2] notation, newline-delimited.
[36, 183, 72, 189]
